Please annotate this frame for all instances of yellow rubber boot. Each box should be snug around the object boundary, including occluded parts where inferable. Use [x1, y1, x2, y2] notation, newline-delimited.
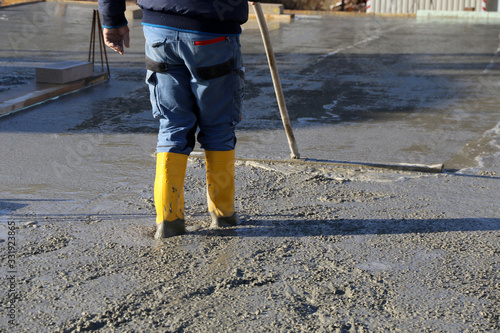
[205, 150, 239, 228]
[154, 152, 188, 239]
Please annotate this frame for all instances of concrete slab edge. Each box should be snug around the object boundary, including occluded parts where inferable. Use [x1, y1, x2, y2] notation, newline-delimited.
[285, 9, 416, 18]
[417, 9, 500, 20]
[0, 73, 108, 118]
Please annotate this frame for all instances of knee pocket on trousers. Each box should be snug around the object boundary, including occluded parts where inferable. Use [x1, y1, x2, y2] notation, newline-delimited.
[232, 69, 245, 126]
[146, 70, 163, 118]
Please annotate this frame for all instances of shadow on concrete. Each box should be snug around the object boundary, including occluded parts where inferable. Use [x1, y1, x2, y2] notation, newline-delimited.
[0, 200, 29, 214]
[3, 210, 498, 238]
[199, 217, 500, 238]
[0, 199, 73, 221]
[445, 172, 500, 180]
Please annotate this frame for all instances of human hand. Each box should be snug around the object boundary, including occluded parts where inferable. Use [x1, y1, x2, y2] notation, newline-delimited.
[103, 25, 130, 55]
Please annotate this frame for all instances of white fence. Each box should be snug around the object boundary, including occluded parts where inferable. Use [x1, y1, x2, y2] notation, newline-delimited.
[368, 0, 485, 13]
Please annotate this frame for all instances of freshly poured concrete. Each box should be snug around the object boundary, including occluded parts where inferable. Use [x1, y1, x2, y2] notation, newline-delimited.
[0, 2, 499, 332]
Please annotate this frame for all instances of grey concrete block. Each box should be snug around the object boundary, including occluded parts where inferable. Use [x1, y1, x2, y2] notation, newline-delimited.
[36, 61, 93, 84]
[126, 5, 143, 20]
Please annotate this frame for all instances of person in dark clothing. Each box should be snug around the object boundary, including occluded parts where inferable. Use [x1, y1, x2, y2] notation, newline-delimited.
[98, 0, 249, 239]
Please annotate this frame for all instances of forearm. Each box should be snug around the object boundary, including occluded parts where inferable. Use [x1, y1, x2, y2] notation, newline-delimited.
[98, 0, 127, 28]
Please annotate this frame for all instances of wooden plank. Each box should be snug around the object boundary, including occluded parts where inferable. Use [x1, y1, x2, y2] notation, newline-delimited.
[0, 0, 42, 7]
[252, 2, 300, 159]
[248, 13, 294, 22]
[260, 3, 284, 15]
[0, 73, 108, 118]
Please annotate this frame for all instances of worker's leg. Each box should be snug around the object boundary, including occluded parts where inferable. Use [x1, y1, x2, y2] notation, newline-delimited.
[179, 33, 244, 227]
[205, 149, 238, 228]
[144, 26, 198, 238]
[153, 152, 188, 238]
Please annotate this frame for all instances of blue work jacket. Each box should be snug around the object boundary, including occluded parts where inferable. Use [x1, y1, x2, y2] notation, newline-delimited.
[99, 0, 249, 35]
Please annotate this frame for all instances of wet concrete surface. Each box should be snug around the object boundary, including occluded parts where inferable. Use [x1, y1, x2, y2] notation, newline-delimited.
[0, 2, 499, 170]
[0, 2, 499, 332]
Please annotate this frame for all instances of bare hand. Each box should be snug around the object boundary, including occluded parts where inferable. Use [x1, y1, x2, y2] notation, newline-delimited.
[103, 25, 130, 55]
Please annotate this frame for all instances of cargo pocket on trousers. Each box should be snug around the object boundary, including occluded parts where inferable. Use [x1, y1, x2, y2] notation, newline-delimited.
[232, 67, 245, 126]
[146, 70, 162, 118]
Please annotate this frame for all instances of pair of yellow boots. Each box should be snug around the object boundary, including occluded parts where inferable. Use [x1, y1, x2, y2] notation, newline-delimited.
[154, 150, 238, 239]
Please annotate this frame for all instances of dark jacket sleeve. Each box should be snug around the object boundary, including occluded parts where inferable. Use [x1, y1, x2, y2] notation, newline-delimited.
[98, 0, 128, 28]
